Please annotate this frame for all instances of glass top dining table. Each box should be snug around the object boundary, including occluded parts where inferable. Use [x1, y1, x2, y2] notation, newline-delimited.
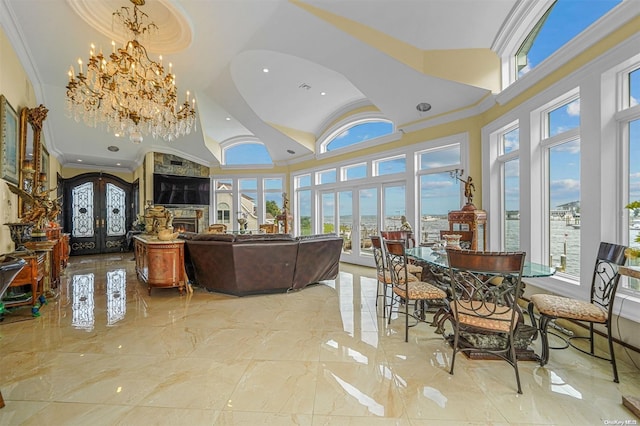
[406, 247, 556, 278]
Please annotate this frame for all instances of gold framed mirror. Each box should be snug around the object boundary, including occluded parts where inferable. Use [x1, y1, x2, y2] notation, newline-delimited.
[18, 105, 48, 215]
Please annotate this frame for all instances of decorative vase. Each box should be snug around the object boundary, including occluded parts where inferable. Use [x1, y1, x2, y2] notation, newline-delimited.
[4, 222, 35, 251]
[443, 234, 462, 250]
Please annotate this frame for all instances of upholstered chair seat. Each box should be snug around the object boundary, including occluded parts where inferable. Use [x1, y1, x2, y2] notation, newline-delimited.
[530, 294, 607, 323]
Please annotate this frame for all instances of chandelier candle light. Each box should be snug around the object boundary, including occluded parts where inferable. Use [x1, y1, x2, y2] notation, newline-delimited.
[65, 0, 196, 143]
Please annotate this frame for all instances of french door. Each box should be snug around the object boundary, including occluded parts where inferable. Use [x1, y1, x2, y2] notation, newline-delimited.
[63, 173, 134, 255]
[320, 181, 405, 266]
[331, 187, 380, 265]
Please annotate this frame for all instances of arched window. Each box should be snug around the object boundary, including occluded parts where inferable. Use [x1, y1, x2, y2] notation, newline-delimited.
[515, 0, 621, 79]
[321, 119, 394, 153]
[223, 142, 272, 165]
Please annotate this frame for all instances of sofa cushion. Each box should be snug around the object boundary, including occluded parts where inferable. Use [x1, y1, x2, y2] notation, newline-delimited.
[191, 233, 236, 242]
[178, 231, 198, 240]
[235, 233, 295, 243]
[296, 233, 339, 241]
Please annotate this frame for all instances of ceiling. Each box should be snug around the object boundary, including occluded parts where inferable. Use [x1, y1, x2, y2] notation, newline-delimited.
[1, 0, 520, 171]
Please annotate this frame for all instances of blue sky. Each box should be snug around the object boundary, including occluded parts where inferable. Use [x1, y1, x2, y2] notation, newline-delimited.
[522, 0, 622, 73]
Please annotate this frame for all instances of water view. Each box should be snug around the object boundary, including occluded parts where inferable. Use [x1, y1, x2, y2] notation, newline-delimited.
[326, 213, 639, 288]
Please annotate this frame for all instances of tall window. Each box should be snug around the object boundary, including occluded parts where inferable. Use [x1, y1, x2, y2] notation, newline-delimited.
[544, 97, 581, 276]
[499, 127, 520, 251]
[239, 178, 257, 227]
[215, 179, 233, 225]
[212, 175, 284, 231]
[297, 189, 312, 236]
[418, 144, 462, 244]
[321, 192, 336, 234]
[293, 135, 466, 264]
[626, 118, 640, 290]
[295, 174, 311, 235]
[263, 178, 283, 224]
[383, 184, 406, 231]
[614, 62, 640, 293]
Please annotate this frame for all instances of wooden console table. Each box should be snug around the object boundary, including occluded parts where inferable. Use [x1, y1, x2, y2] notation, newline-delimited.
[4, 251, 45, 310]
[133, 235, 186, 295]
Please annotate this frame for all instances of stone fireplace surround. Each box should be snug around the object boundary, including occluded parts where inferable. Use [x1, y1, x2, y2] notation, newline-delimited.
[170, 208, 206, 233]
[153, 153, 210, 233]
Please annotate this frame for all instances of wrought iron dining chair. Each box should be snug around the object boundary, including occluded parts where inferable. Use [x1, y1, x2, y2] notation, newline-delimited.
[446, 249, 527, 394]
[527, 242, 627, 383]
[385, 239, 447, 342]
[381, 231, 422, 278]
[371, 236, 392, 318]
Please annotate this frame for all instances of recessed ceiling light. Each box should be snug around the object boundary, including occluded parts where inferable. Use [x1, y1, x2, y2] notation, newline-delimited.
[320, 92, 326, 96]
[416, 102, 432, 112]
[108, 145, 120, 152]
[225, 117, 231, 121]
[77, 159, 83, 162]
[116, 163, 121, 166]
[114, 133, 120, 137]
[262, 68, 269, 73]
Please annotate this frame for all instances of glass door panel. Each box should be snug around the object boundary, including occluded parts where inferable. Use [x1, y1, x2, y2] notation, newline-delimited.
[321, 192, 336, 234]
[298, 189, 312, 236]
[338, 191, 353, 254]
[359, 187, 378, 258]
[383, 184, 406, 231]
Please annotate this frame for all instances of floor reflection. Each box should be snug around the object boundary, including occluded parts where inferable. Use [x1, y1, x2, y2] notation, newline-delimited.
[71, 273, 94, 330]
[0, 254, 638, 425]
[70, 268, 128, 330]
[106, 269, 126, 326]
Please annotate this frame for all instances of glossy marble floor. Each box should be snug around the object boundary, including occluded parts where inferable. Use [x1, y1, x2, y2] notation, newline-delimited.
[1, 254, 640, 425]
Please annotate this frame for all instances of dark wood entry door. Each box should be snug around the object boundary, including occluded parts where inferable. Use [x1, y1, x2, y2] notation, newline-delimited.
[63, 173, 134, 255]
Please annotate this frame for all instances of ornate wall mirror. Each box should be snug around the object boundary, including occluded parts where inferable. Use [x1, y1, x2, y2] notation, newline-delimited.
[18, 105, 48, 215]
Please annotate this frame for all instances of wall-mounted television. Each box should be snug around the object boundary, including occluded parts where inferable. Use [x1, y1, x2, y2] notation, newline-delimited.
[153, 174, 210, 205]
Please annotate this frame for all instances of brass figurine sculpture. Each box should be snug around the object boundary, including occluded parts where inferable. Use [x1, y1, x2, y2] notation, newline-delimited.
[6, 182, 61, 232]
[455, 175, 476, 207]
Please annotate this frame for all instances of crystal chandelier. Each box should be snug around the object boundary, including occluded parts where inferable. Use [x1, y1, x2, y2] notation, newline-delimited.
[65, 0, 196, 143]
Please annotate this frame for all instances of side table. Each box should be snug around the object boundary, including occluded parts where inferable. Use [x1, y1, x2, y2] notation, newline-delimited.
[24, 240, 58, 293]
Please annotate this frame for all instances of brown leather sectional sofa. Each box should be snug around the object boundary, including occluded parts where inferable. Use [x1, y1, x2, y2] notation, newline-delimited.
[181, 233, 343, 296]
